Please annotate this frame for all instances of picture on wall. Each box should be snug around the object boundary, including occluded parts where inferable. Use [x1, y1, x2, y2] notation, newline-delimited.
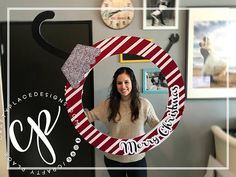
[120, 53, 150, 63]
[143, 0, 179, 30]
[143, 68, 168, 93]
[187, 8, 236, 98]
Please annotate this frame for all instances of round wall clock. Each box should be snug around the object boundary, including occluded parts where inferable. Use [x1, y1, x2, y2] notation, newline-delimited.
[101, 0, 134, 29]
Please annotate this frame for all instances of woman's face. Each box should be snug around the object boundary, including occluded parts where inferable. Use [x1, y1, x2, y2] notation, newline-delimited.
[116, 73, 132, 98]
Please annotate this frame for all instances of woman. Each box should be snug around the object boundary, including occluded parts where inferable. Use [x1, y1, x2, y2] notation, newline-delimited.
[85, 67, 160, 177]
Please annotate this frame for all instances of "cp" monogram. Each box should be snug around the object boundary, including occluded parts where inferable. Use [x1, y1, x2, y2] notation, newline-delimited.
[9, 106, 61, 165]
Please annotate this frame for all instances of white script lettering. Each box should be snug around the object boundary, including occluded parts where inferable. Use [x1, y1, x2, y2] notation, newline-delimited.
[9, 106, 61, 165]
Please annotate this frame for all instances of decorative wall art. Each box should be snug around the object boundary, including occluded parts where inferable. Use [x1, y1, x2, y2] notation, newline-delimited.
[143, 0, 179, 30]
[143, 68, 168, 93]
[120, 53, 150, 63]
[186, 8, 236, 98]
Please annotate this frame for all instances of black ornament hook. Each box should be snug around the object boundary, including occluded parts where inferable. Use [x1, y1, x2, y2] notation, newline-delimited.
[32, 11, 69, 59]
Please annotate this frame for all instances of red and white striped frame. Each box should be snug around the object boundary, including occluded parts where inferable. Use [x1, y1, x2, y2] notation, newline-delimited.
[65, 36, 185, 155]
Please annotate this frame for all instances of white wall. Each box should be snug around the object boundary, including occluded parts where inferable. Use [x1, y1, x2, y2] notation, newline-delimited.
[1, 1, 236, 177]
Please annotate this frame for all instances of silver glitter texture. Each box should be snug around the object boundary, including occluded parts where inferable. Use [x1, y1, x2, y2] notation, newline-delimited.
[61, 44, 101, 88]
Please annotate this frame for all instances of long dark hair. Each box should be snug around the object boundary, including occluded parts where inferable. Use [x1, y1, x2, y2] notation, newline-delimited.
[108, 67, 140, 122]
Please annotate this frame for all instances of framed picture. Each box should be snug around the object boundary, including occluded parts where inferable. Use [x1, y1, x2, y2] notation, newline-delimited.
[187, 8, 236, 98]
[143, 0, 179, 30]
[143, 68, 168, 93]
[119, 53, 150, 63]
